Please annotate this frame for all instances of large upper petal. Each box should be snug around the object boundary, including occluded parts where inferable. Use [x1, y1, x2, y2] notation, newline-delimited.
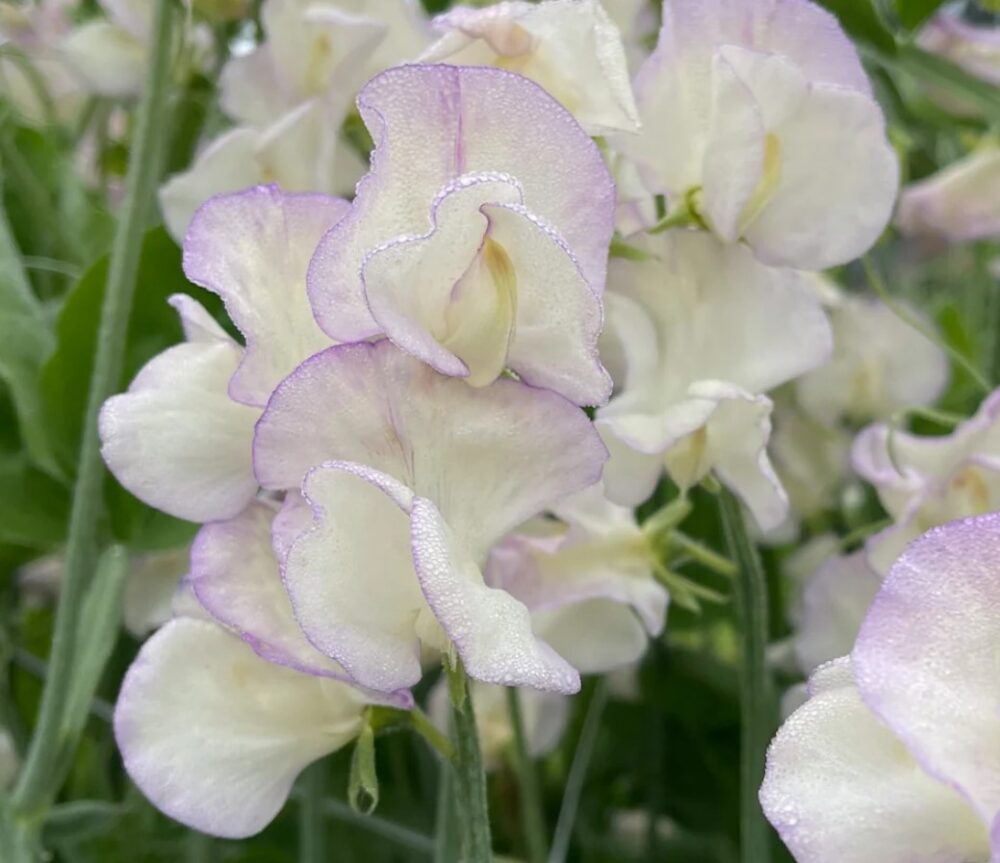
[99, 303, 258, 523]
[761, 663, 989, 863]
[853, 513, 1000, 829]
[307, 63, 615, 340]
[115, 618, 368, 839]
[254, 339, 607, 557]
[183, 185, 349, 407]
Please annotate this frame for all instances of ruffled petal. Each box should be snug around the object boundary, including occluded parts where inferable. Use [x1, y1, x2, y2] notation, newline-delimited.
[183, 185, 349, 406]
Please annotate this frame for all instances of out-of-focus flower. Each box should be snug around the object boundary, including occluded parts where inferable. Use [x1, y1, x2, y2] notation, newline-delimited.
[420, 0, 640, 134]
[919, 7, 1000, 89]
[101, 187, 349, 522]
[487, 483, 669, 672]
[795, 289, 950, 426]
[790, 550, 880, 675]
[161, 0, 428, 239]
[252, 340, 608, 694]
[115, 606, 403, 838]
[767, 399, 852, 529]
[596, 230, 831, 529]
[0, 0, 83, 124]
[308, 64, 615, 405]
[611, 0, 898, 270]
[429, 679, 569, 770]
[852, 388, 1000, 573]
[897, 146, 1000, 244]
[761, 514, 1000, 863]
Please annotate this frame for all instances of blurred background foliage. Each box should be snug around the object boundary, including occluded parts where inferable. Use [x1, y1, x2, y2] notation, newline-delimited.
[0, 0, 998, 860]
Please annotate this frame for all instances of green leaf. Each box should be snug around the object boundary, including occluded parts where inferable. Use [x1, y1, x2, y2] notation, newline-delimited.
[39, 227, 225, 480]
[348, 717, 380, 816]
[0, 452, 70, 548]
[894, 0, 947, 30]
[817, 0, 897, 55]
[0, 199, 62, 479]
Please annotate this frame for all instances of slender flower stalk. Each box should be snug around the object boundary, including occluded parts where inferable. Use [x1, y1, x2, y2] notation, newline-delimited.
[445, 659, 492, 863]
[10, 0, 175, 823]
[298, 761, 327, 863]
[505, 687, 549, 863]
[719, 488, 774, 863]
[549, 679, 609, 863]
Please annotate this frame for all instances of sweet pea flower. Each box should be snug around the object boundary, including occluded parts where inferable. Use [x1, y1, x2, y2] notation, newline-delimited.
[101, 186, 349, 522]
[852, 388, 1000, 573]
[0, 0, 83, 124]
[760, 513, 1000, 863]
[919, 8, 1000, 113]
[611, 0, 898, 270]
[429, 680, 569, 770]
[161, 0, 426, 239]
[487, 483, 669, 672]
[601, 0, 658, 73]
[252, 339, 609, 694]
[419, 0, 640, 135]
[115, 587, 406, 838]
[595, 230, 832, 530]
[897, 146, 1000, 245]
[307, 63, 615, 406]
[795, 289, 950, 426]
[790, 550, 881, 675]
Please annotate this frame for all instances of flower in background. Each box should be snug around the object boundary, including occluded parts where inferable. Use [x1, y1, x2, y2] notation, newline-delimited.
[429, 680, 569, 770]
[897, 145, 1000, 245]
[420, 0, 640, 134]
[596, 230, 831, 529]
[611, 0, 898, 269]
[761, 513, 1000, 863]
[918, 6, 1000, 114]
[852, 388, 1000, 573]
[160, 0, 429, 239]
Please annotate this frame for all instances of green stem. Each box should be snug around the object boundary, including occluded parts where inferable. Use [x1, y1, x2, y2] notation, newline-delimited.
[433, 758, 459, 863]
[323, 798, 434, 856]
[505, 687, 548, 863]
[185, 830, 214, 863]
[299, 761, 326, 863]
[445, 659, 492, 862]
[548, 679, 608, 863]
[718, 488, 773, 863]
[670, 531, 737, 577]
[10, 0, 175, 821]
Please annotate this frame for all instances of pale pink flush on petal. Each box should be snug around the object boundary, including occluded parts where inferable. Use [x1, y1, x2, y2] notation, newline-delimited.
[898, 147, 1000, 245]
[307, 63, 616, 356]
[421, 0, 640, 135]
[114, 618, 377, 839]
[611, 0, 897, 269]
[183, 185, 350, 406]
[255, 342, 606, 692]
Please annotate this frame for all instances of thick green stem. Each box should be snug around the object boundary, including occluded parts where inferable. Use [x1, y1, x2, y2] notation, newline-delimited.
[11, 0, 175, 822]
[445, 659, 492, 862]
[299, 761, 326, 863]
[718, 488, 773, 863]
[505, 687, 548, 863]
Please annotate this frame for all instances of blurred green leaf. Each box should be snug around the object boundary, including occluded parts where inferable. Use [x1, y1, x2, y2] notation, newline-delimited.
[0, 453, 70, 548]
[817, 0, 897, 54]
[894, 0, 947, 30]
[0, 199, 62, 480]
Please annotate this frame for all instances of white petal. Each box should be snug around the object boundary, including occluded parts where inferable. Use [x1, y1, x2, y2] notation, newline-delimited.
[61, 21, 145, 99]
[532, 598, 649, 673]
[115, 618, 367, 838]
